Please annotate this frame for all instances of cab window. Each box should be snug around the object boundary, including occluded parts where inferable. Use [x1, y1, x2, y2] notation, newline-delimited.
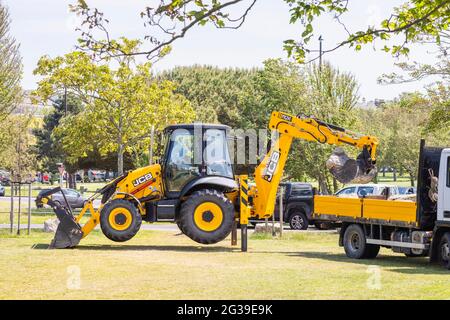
[204, 129, 233, 178]
[447, 156, 450, 187]
[337, 187, 356, 195]
[165, 129, 200, 192]
[358, 186, 374, 196]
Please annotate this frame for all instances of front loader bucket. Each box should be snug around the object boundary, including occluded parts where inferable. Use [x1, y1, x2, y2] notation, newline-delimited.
[327, 148, 377, 184]
[49, 205, 83, 249]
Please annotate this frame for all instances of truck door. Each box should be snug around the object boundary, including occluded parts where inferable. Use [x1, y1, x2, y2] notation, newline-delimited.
[438, 149, 450, 222]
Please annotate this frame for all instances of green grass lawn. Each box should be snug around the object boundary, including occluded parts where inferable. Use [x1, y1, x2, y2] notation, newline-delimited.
[0, 229, 448, 300]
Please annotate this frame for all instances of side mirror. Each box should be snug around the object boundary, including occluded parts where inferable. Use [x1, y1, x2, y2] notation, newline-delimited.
[359, 189, 367, 198]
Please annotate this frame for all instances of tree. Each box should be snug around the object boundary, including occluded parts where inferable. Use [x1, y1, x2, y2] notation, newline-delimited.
[32, 95, 84, 188]
[377, 29, 450, 134]
[69, 1, 450, 63]
[426, 84, 450, 133]
[33, 95, 82, 171]
[33, 39, 194, 175]
[283, 0, 450, 62]
[0, 3, 22, 121]
[0, 114, 37, 183]
[374, 93, 445, 186]
[159, 65, 258, 126]
[248, 59, 306, 129]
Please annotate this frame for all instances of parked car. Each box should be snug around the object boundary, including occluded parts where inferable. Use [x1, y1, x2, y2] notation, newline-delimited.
[0, 183, 5, 196]
[398, 186, 416, 195]
[249, 182, 335, 230]
[35, 188, 86, 209]
[0, 170, 10, 186]
[335, 184, 400, 198]
[88, 170, 107, 182]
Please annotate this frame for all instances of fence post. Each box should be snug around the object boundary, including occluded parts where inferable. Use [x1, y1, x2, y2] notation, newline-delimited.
[279, 186, 283, 238]
[10, 182, 14, 234]
[17, 183, 21, 235]
[272, 205, 276, 237]
[27, 183, 31, 235]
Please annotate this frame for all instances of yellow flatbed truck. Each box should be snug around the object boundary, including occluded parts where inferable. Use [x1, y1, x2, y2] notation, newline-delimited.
[313, 140, 450, 269]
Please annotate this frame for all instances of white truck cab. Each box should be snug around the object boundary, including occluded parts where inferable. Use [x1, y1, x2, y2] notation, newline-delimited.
[437, 148, 450, 223]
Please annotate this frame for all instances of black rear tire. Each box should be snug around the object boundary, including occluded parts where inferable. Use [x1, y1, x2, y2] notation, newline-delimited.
[177, 189, 234, 244]
[343, 224, 379, 259]
[100, 199, 142, 242]
[438, 232, 450, 270]
[289, 211, 308, 230]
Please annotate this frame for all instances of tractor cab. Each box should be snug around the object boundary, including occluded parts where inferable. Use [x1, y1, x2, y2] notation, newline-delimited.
[161, 124, 235, 199]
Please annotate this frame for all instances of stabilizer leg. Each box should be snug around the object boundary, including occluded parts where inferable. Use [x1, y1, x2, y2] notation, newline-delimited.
[239, 175, 250, 252]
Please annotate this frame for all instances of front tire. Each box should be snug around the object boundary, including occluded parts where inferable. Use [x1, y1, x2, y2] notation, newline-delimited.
[289, 211, 308, 230]
[438, 232, 450, 270]
[100, 199, 142, 242]
[177, 189, 234, 244]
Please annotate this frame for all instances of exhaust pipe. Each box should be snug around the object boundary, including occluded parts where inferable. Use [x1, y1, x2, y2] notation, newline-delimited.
[327, 147, 377, 184]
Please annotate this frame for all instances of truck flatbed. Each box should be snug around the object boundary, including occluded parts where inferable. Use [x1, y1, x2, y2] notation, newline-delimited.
[313, 195, 418, 228]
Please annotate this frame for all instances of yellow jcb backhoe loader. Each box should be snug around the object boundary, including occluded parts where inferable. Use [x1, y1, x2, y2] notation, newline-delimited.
[38, 111, 378, 249]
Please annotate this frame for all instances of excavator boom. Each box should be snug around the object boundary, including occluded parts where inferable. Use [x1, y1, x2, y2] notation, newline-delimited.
[251, 111, 378, 218]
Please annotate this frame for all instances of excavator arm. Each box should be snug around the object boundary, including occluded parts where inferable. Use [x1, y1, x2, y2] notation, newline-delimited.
[251, 111, 379, 218]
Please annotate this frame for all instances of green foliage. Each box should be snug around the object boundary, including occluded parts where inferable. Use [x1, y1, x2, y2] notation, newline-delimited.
[70, 1, 450, 64]
[0, 3, 22, 121]
[32, 95, 82, 173]
[359, 92, 448, 186]
[248, 59, 306, 128]
[284, 0, 450, 62]
[424, 84, 450, 135]
[33, 39, 194, 174]
[159, 65, 258, 127]
[0, 115, 37, 182]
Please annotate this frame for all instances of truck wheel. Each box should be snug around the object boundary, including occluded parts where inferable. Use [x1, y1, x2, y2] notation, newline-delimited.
[100, 199, 142, 242]
[438, 232, 450, 270]
[343, 224, 379, 259]
[177, 189, 234, 244]
[289, 211, 308, 230]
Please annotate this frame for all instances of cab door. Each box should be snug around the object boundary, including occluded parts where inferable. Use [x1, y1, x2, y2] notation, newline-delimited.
[163, 128, 201, 198]
[438, 149, 450, 221]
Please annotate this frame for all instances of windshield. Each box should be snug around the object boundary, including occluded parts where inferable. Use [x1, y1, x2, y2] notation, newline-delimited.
[204, 129, 233, 178]
[358, 186, 374, 196]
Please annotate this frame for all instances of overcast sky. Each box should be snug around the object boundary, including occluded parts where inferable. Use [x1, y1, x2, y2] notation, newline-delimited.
[4, 0, 442, 101]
